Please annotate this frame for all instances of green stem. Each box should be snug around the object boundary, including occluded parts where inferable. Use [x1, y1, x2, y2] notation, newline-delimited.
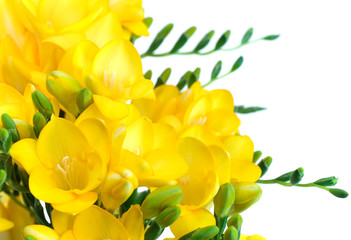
[256, 179, 330, 191]
[202, 71, 233, 88]
[140, 38, 264, 58]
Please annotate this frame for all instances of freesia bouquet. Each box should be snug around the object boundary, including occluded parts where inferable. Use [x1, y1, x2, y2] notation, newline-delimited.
[0, 0, 348, 240]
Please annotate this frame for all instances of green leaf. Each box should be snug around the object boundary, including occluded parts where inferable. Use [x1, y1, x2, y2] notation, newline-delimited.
[234, 105, 265, 114]
[0, 170, 6, 191]
[154, 68, 171, 88]
[263, 34, 280, 40]
[177, 71, 192, 91]
[146, 24, 174, 54]
[231, 56, 244, 72]
[144, 70, 152, 80]
[193, 30, 215, 52]
[171, 26, 196, 53]
[211, 61, 222, 80]
[241, 28, 253, 44]
[215, 30, 231, 50]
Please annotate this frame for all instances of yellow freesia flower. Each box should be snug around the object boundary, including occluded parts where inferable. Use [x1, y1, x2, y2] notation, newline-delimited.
[9, 117, 108, 214]
[24, 205, 144, 240]
[240, 234, 266, 240]
[0, 193, 33, 240]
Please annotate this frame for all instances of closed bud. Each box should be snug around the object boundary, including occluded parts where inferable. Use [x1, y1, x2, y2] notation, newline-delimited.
[46, 71, 82, 116]
[275, 171, 294, 182]
[328, 188, 349, 198]
[100, 168, 138, 211]
[179, 226, 219, 240]
[1, 114, 19, 142]
[0, 169, 6, 191]
[227, 214, 243, 232]
[13, 119, 36, 139]
[31, 91, 54, 119]
[223, 226, 239, 240]
[141, 186, 182, 219]
[155, 206, 181, 228]
[313, 176, 338, 186]
[0, 128, 12, 153]
[230, 182, 262, 214]
[214, 183, 235, 217]
[290, 168, 304, 185]
[33, 113, 47, 137]
[258, 156, 272, 177]
[26, 236, 37, 240]
[23, 225, 59, 240]
[252, 151, 262, 163]
[76, 88, 93, 114]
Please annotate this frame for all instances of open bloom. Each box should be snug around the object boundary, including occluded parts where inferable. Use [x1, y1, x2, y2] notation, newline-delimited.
[10, 117, 108, 214]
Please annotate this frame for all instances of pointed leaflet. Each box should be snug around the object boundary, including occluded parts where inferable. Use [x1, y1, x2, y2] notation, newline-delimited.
[241, 28, 253, 44]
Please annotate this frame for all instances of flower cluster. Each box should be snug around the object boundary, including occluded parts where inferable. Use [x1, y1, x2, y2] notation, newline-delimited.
[0, 0, 347, 240]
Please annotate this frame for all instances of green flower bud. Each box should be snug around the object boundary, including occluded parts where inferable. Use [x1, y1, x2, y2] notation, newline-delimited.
[227, 213, 243, 232]
[0, 128, 12, 153]
[179, 226, 219, 240]
[31, 91, 54, 119]
[144, 221, 163, 240]
[258, 156, 272, 177]
[328, 188, 349, 198]
[26, 236, 37, 240]
[46, 71, 82, 116]
[275, 171, 294, 182]
[76, 88, 93, 114]
[33, 113, 47, 137]
[313, 176, 338, 186]
[252, 151, 262, 163]
[214, 183, 235, 217]
[290, 168, 304, 185]
[1, 114, 19, 142]
[223, 226, 239, 240]
[13, 119, 36, 139]
[141, 186, 182, 219]
[155, 206, 181, 228]
[230, 182, 262, 214]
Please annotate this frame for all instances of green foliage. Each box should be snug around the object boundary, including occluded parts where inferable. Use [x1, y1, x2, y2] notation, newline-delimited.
[241, 27, 253, 44]
[154, 68, 172, 88]
[234, 105, 266, 114]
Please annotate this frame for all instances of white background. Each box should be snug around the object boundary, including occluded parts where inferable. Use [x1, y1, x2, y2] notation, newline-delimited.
[136, 1, 351, 239]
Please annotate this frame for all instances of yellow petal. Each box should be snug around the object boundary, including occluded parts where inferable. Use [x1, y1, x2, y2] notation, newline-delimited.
[209, 89, 234, 111]
[119, 150, 153, 179]
[29, 167, 75, 204]
[51, 210, 75, 235]
[205, 109, 241, 135]
[60, 230, 75, 240]
[123, 21, 149, 36]
[93, 95, 129, 120]
[37, 117, 90, 169]
[240, 234, 266, 240]
[222, 135, 254, 162]
[42, 33, 85, 51]
[123, 117, 153, 156]
[73, 206, 129, 240]
[23, 225, 59, 240]
[209, 145, 231, 184]
[120, 205, 144, 240]
[92, 39, 142, 91]
[152, 123, 177, 149]
[86, 12, 124, 48]
[77, 118, 109, 165]
[110, 127, 126, 170]
[0, 218, 14, 232]
[14, 119, 36, 139]
[183, 95, 212, 126]
[10, 138, 40, 174]
[180, 125, 222, 147]
[231, 161, 261, 183]
[170, 206, 215, 238]
[52, 192, 98, 215]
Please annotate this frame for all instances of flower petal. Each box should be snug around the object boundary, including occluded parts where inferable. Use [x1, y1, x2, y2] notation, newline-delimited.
[93, 95, 129, 120]
[10, 138, 40, 174]
[23, 225, 59, 240]
[52, 192, 98, 214]
[51, 210, 75, 235]
[120, 205, 144, 240]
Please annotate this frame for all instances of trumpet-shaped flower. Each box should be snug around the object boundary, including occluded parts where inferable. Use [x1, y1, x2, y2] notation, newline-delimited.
[9, 117, 108, 214]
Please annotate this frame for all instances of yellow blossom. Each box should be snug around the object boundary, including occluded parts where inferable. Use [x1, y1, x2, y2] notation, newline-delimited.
[9, 117, 108, 214]
[240, 234, 266, 240]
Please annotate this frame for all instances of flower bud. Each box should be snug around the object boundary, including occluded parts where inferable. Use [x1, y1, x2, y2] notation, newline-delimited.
[290, 168, 304, 185]
[31, 91, 54, 119]
[100, 168, 138, 211]
[214, 183, 235, 217]
[227, 213, 243, 232]
[258, 156, 272, 177]
[223, 226, 239, 240]
[275, 171, 294, 182]
[179, 226, 219, 240]
[46, 71, 82, 116]
[26, 237, 37, 240]
[155, 206, 181, 228]
[33, 113, 47, 137]
[0, 169, 6, 191]
[328, 188, 349, 198]
[313, 176, 338, 186]
[0, 128, 12, 153]
[1, 113, 19, 142]
[76, 88, 93, 114]
[252, 151, 262, 163]
[141, 186, 182, 219]
[230, 182, 262, 214]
